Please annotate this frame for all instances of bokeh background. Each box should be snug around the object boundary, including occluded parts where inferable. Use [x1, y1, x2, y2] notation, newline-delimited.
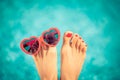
[0, 0, 120, 80]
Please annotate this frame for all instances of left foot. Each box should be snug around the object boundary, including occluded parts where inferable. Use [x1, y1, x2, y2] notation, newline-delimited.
[33, 43, 57, 80]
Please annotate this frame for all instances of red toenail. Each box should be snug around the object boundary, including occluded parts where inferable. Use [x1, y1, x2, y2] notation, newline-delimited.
[82, 41, 84, 42]
[79, 37, 81, 39]
[66, 33, 72, 37]
[75, 35, 78, 37]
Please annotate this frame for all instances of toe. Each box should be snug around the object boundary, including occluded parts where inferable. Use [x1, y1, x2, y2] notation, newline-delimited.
[63, 31, 73, 45]
[48, 47, 57, 54]
[78, 37, 83, 53]
[71, 33, 79, 48]
[41, 45, 48, 57]
[78, 38, 87, 61]
[76, 37, 81, 52]
[32, 55, 37, 62]
[79, 39, 87, 54]
[32, 52, 40, 63]
[81, 42, 87, 60]
[82, 42, 87, 54]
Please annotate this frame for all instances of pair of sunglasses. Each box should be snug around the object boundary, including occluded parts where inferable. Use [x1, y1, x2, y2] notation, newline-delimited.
[20, 28, 60, 55]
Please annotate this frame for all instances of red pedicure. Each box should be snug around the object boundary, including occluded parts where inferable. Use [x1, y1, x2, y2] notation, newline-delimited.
[79, 37, 81, 39]
[66, 33, 72, 37]
[75, 35, 78, 37]
[82, 41, 84, 42]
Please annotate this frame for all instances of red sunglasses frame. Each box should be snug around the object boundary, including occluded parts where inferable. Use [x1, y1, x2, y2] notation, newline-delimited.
[40, 27, 60, 47]
[20, 27, 60, 55]
[20, 36, 41, 55]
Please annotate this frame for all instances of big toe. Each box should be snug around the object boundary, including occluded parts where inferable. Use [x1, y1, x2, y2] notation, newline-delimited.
[63, 31, 73, 45]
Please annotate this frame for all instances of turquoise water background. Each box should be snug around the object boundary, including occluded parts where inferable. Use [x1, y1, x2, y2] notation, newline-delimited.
[0, 0, 120, 80]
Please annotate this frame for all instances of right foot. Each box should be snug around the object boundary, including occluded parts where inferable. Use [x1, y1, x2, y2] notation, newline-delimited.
[61, 31, 87, 80]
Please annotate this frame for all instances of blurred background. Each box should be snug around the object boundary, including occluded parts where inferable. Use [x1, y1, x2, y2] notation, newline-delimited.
[0, 0, 120, 80]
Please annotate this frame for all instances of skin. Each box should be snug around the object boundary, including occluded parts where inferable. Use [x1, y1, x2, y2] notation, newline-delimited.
[61, 31, 87, 80]
[32, 31, 87, 80]
[32, 44, 57, 80]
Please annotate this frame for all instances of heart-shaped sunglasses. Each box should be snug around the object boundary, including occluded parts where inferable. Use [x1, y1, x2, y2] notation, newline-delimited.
[20, 28, 60, 55]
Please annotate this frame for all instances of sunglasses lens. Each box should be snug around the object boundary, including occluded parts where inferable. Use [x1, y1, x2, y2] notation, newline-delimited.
[43, 29, 59, 45]
[50, 29, 56, 33]
[23, 38, 39, 54]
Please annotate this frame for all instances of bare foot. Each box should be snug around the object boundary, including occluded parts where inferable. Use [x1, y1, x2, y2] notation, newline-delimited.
[33, 44, 57, 80]
[61, 31, 87, 80]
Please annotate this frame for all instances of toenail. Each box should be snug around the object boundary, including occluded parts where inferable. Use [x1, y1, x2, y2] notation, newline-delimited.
[66, 33, 72, 37]
[79, 37, 81, 39]
[75, 35, 78, 37]
[82, 41, 84, 42]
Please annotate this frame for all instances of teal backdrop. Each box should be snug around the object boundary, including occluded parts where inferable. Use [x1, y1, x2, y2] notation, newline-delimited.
[0, 0, 120, 80]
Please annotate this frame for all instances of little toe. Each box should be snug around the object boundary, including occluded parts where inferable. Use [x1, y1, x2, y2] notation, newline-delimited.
[32, 55, 37, 62]
[32, 51, 40, 63]
[63, 31, 73, 45]
[81, 42, 87, 54]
